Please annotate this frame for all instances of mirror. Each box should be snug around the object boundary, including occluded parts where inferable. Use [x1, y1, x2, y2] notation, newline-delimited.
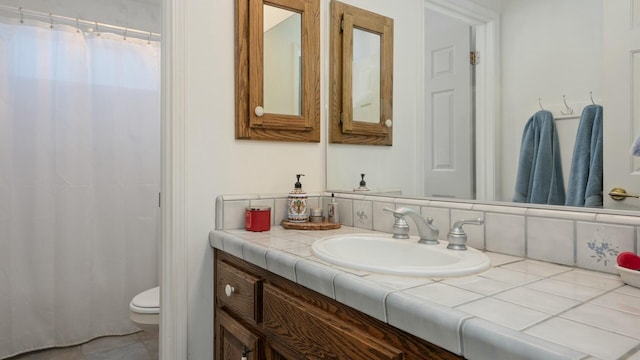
[235, 0, 319, 142]
[327, 0, 639, 212]
[329, 0, 393, 146]
[352, 28, 381, 124]
[263, 5, 301, 116]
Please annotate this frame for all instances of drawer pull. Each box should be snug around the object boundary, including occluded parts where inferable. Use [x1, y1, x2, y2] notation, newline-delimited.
[224, 284, 235, 297]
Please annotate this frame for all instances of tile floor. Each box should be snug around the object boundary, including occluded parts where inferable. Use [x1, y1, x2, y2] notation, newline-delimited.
[7, 332, 158, 360]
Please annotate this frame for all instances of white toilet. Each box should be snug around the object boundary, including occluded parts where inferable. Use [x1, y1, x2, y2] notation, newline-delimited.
[129, 286, 160, 333]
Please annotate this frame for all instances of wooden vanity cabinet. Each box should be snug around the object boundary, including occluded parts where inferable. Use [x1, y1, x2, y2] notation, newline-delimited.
[214, 249, 462, 360]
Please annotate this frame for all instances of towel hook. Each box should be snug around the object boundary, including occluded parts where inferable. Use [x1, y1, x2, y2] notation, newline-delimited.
[538, 98, 545, 110]
[561, 95, 573, 115]
[589, 91, 596, 105]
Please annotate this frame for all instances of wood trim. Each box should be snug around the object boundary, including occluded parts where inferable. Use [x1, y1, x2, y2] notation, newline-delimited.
[236, 0, 320, 142]
[330, 0, 393, 146]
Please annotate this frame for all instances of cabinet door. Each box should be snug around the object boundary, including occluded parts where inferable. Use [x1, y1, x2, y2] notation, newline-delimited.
[262, 284, 403, 360]
[215, 310, 260, 360]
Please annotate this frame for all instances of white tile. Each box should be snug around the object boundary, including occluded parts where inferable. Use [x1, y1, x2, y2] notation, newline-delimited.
[472, 204, 527, 215]
[501, 259, 572, 277]
[352, 200, 373, 230]
[494, 287, 580, 315]
[561, 303, 640, 339]
[283, 246, 312, 258]
[223, 200, 250, 230]
[450, 210, 485, 249]
[462, 318, 586, 360]
[479, 267, 542, 286]
[273, 197, 288, 225]
[526, 217, 575, 266]
[372, 201, 396, 233]
[386, 291, 473, 355]
[485, 252, 523, 266]
[252, 237, 303, 251]
[265, 250, 299, 282]
[525, 317, 639, 360]
[526, 208, 596, 221]
[551, 269, 624, 291]
[334, 273, 392, 322]
[429, 201, 474, 210]
[456, 297, 550, 331]
[403, 283, 484, 307]
[295, 260, 340, 299]
[485, 213, 525, 256]
[576, 222, 635, 274]
[241, 241, 268, 268]
[596, 214, 640, 226]
[616, 285, 640, 297]
[443, 276, 514, 296]
[363, 273, 433, 290]
[525, 278, 606, 301]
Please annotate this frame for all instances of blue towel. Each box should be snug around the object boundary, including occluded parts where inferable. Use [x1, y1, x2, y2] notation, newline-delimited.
[513, 110, 566, 205]
[565, 105, 603, 208]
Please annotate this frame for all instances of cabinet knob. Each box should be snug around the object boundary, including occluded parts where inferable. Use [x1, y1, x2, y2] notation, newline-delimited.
[384, 119, 393, 128]
[224, 284, 235, 297]
[254, 106, 265, 117]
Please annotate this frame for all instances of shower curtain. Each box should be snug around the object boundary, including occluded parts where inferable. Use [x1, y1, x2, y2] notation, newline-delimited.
[0, 16, 160, 358]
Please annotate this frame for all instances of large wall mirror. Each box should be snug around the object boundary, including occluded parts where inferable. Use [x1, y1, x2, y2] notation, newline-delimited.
[235, 0, 320, 142]
[327, 0, 640, 213]
[329, 0, 393, 146]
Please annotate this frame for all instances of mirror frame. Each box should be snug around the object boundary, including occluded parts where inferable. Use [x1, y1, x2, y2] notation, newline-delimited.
[329, 0, 394, 146]
[235, 0, 320, 142]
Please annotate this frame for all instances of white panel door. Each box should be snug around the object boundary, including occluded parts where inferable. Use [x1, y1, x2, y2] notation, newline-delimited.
[424, 8, 473, 199]
[603, 0, 640, 210]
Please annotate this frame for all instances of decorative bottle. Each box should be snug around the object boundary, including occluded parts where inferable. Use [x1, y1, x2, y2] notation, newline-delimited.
[287, 174, 309, 222]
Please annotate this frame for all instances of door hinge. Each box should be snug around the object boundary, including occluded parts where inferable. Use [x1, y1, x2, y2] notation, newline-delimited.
[470, 51, 479, 65]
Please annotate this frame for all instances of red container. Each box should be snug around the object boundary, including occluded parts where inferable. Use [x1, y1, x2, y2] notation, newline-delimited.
[245, 206, 271, 232]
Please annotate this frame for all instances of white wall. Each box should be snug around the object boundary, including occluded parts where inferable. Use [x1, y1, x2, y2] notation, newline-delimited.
[499, 0, 603, 201]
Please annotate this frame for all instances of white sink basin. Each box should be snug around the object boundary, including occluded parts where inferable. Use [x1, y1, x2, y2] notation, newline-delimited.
[311, 234, 491, 277]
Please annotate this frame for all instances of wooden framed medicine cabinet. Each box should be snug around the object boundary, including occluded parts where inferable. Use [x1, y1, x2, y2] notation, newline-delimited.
[235, 0, 320, 142]
[329, 0, 394, 145]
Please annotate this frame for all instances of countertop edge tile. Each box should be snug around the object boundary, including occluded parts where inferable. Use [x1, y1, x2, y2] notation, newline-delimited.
[461, 318, 587, 360]
[385, 291, 471, 355]
[265, 249, 299, 282]
[334, 273, 392, 322]
[295, 259, 342, 299]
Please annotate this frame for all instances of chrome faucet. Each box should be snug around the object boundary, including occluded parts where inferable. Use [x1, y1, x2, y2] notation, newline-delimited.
[383, 207, 439, 244]
[447, 218, 484, 250]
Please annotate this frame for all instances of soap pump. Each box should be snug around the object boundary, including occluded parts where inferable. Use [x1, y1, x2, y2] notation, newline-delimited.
[287, 174, 309, 222]
[354, 173, 370, 192]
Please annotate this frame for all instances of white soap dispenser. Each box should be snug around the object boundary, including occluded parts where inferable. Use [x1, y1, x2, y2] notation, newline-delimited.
[287, 174, 309, 222]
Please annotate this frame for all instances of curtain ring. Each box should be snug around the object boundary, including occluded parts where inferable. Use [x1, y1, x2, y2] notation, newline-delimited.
[94, 21, 100, 36]
[123, 28, 128, 40]
[49, 12, 53, 29]
[148, 31, 152, 45]
[76, 17, 80, 33]
[19, 7, 24, 24]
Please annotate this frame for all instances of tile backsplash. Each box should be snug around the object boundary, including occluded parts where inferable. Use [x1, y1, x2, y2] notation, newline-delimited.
[216, 192, 640, 275]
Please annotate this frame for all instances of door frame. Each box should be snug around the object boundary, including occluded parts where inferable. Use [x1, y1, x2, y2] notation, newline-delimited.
[418, 0, 499, 201]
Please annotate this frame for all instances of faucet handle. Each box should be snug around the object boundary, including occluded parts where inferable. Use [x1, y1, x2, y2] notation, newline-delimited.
[447, 218, 484, 250]
[383, 208, 410, 239]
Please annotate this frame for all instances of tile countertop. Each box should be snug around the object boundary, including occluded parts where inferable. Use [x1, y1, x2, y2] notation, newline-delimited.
[209, 226, 640, 360]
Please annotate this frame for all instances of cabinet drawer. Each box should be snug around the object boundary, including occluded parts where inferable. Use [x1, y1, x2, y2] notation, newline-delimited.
[216, 260, 262, 323]
[262, 284, 403, 360]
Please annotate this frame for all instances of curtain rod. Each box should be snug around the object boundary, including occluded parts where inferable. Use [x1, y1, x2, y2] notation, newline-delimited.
[0, 4, 161, 42]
